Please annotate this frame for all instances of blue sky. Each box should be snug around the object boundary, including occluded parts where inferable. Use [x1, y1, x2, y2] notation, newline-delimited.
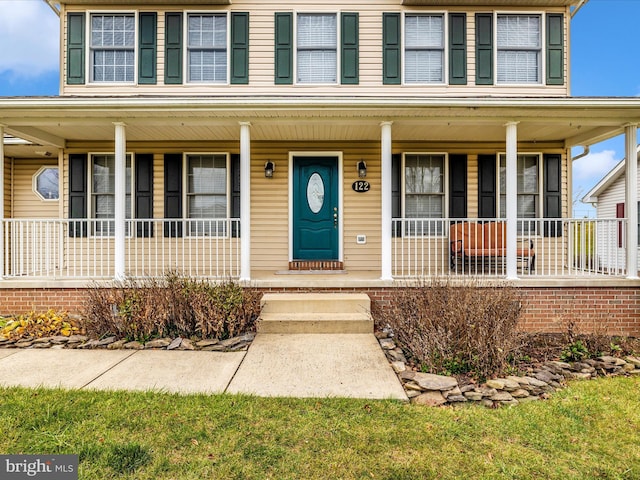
[0, 0, 638, 216]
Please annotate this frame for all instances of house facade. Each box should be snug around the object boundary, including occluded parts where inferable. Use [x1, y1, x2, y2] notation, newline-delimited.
[1, 0, 639, 334]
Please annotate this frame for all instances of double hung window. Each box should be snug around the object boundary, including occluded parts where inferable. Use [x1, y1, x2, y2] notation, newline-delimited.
[499, 154, 539, 233]
[91, 154, 132, 236]
[297, 14, 337, 83]
[187, 14, 227, 83]
[405, 154, 446, 235]
[90, 14, 135, 82]
[187, 154, 228, 235]
[496, 14, 541, 84]
[404, 14, 444, 84]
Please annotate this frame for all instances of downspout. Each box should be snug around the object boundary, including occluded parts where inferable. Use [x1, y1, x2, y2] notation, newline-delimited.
[571, 145, 590, 163]
[571, 0, 589, 18]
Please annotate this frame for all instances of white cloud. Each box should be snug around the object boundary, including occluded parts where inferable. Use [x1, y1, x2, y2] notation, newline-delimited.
[573, 149, 620, 183]
[0, 0, 59, 77]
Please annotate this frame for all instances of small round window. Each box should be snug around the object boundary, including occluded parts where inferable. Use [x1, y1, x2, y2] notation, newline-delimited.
[34, 166, 59, 200]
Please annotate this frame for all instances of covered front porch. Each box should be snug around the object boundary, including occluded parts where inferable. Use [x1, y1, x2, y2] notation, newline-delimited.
[1, 96, 639, 286]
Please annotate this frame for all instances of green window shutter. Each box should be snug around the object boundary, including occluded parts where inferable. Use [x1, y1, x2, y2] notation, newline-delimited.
[135, 153, 154, 237]
[341, 12, 359, 85]
[274, 12, 293, 84]
[543, 153, 563, 237]
[138, 13, 157, 85]
[475, 13, 493, 86]
[383, 13, 401, 85]
[164, 12, 183, 85]
[449, 154, 467, 218]
[546, 13, 564, 85]
[231, 12, 249, 84]
[164, 153, 183, 238]
[231, 153, 241, 237]
[392, 153, 402, 237]
[478, 154, 496, 218]
[67, 13, 85, 85]
[69, 153, 88, 237]
[449, 13, 467, 85]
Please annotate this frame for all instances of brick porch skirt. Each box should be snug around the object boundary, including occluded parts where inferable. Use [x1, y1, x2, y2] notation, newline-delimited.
[1, 286, 638, 336]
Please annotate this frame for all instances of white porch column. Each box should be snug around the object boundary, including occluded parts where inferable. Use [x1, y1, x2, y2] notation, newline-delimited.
[625, 124, 638, 279]
[0, 125, 4, 279]
[239, 122, 251, 282]
[380, 121, 393, 280]
[505, 122, 519, 280]
[113, 122, 127, 281]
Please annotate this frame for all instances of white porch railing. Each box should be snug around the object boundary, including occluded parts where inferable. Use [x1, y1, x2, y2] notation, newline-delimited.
[1, 218, 241, 280]
[392, 218, 627, 278]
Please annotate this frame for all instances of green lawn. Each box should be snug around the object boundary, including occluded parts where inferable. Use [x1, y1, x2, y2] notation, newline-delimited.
[1, 377, 639, 479]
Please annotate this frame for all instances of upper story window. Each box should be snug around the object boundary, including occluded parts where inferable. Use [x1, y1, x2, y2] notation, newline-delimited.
[297, 14, 337, 84]
[496, 14, 542, 84]
[90, 14, 135, 83]
[187, 14, 227, 83]
[404, 14, 444, 84]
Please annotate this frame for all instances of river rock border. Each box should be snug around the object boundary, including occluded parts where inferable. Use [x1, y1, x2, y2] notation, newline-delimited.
[375, 330, 640, 407]
[0, 333, 256, 352]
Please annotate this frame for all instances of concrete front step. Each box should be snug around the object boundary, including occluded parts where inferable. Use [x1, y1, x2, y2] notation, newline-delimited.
[257, 293, 373, 334]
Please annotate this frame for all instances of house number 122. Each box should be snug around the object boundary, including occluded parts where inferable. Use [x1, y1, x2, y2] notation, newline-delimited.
[352, 181, 371, 193]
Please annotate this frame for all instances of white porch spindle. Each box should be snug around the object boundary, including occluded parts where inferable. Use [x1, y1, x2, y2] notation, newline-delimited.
[0, 125, 4, 279]
[380, 121, 393, 280]
[239, 122, 251, 282]
[625, 124, 639, 279]
[505, 122, 519, 280]
[114, 122, 126, 280]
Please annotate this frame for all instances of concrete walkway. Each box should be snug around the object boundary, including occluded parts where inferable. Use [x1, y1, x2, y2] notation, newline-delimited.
[0, 334, 408, 401]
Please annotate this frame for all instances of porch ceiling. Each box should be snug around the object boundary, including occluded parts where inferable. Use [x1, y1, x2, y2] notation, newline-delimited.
[2, 96, 639, 158]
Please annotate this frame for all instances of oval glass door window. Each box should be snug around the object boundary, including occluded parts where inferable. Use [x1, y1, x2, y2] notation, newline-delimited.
[307, 172, 325, 214]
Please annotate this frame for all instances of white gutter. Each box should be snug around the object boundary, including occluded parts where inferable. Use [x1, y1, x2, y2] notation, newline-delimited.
[571, 145, 590, 162]
[571, 0, 589, 18]
[44, 0, 60, 16]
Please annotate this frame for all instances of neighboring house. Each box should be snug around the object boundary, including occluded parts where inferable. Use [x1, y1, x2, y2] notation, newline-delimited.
[582, 146, 640, 274]
[0, 0, 639, 333]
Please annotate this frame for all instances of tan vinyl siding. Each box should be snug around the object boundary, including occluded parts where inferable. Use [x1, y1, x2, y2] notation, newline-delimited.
[61, 2, 570, 97]
[12, 159, 60, 219]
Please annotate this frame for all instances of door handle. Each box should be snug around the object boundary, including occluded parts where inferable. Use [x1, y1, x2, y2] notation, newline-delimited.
[333, 207, 338, 227]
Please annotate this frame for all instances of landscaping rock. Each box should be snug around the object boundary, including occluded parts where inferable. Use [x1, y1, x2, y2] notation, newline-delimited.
[386, 349, 407, 363]
[485, 379, 505, 390]
[624, 356, 640, 368]
[412, 391, 447, 406]
[379, 338, 395, 350]
[464, 391, 484, 401]
[413, 373, 458, 392]
[107, 339, 127, 350]
[195, 339, 219, 348]
[179, 338, 195, 350]
[67, 335, 88, 344]
[391, 361, 406, 373]
[32, 342, 52, 349]
[510, 389, 530, 399]
[123, 341, 144, 350]
[145, 338, 172, 349]
[490, 391, 514, 402]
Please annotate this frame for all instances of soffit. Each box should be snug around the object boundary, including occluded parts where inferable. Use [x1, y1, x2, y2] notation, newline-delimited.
[2, 96, 639, 157]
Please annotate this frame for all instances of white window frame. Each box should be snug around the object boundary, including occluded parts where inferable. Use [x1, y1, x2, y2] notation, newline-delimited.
[402, 152, 449, 237]
[185, 12, 230, 85]
[403, 12, 447, 85]
[88, 152, 134, 237]
[183, 152, 230, 237]
[33, 166, 60, 201]
[497, 153, 542, 233]
[295, 12, 339, 85]
[495, 11, 544, 85]
[88, 11, 137, 84]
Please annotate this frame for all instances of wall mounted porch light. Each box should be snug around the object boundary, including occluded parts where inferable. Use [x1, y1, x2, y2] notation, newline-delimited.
[357, 160, 367, 178]
[264, 160, 275, 178]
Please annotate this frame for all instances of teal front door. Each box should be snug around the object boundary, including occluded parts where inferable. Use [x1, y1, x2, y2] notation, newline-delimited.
[293, 156, 339, 260]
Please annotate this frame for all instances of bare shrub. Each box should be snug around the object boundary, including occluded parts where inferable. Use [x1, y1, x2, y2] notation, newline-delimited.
[83, 273, 261, 341]
[374, 278, 524, 380]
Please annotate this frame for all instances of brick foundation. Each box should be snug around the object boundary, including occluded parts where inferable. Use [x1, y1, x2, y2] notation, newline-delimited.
[1, 285, 638, 336]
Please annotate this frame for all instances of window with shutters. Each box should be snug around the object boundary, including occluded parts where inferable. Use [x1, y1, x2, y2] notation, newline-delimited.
[499, 154, 540, 233]
[496, 14, 541, 84]
[404, 153, 447, 235]
[297, 13, 337, 83]
[90, 14, 135, 83]
[187, 154, 228, 236]
[90, 154, 132, 236]
[404, 14, 444, 84]
[187, 14, 228, 83]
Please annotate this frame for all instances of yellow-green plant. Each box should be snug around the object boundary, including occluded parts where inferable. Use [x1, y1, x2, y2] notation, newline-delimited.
[0, 309, 81, 340]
